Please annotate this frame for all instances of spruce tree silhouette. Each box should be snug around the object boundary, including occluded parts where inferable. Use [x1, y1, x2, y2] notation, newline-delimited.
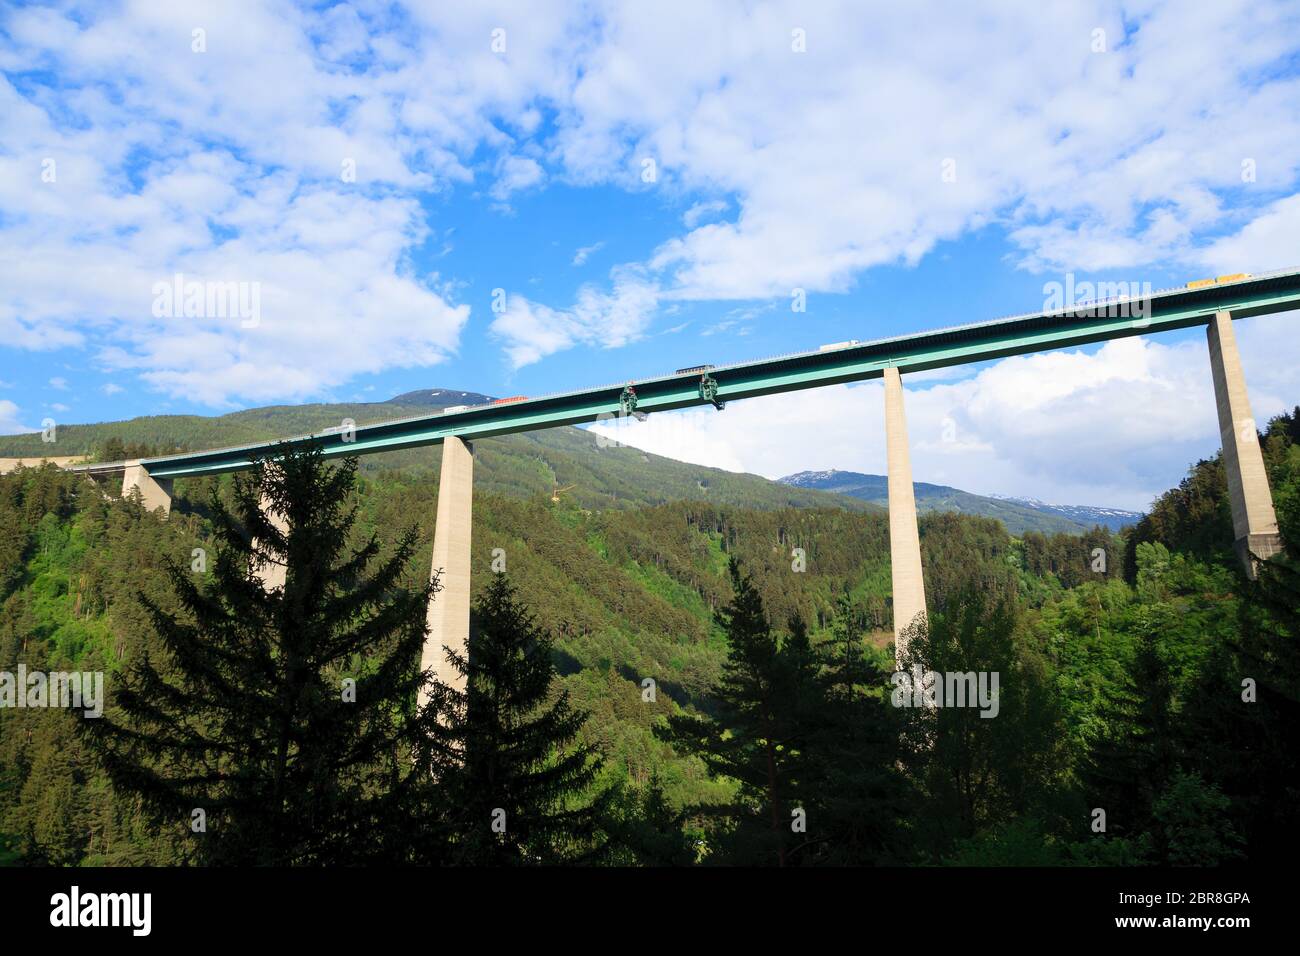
[418, 572, 606, 864]
[799, 594, 913, 865]
[656, 558, 821, 865]
[81, 445, 435, 865]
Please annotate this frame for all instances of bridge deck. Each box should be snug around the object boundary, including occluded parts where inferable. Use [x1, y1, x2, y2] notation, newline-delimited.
[68, 268, 1300, 480]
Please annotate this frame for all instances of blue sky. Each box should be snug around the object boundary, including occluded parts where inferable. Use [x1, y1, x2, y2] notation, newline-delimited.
[3, 1, 1300, 510]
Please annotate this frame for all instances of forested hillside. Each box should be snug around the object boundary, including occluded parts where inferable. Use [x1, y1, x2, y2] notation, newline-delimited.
[1, 408, 1296, 865]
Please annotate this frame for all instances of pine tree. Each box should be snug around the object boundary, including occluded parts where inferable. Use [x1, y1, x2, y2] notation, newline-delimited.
[80, 445, 434, 865]
[798, 595, 912, 865]
[1082, 614, 1178, 853]
[1178, 540, 1300, 863]
[901, 589, 1069, 858]
[417, 573, 606, 864]
[600, 774, 697, 866]
[655, 558, 820, 865]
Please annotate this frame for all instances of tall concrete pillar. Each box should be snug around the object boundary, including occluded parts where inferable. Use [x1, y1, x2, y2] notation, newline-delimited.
[254, 490, 290, 591]
[1207, 310, 1283, 577]
[121, 461, 173, 515]
[423, 436, 474, 693]
[884, 367, 927, 664]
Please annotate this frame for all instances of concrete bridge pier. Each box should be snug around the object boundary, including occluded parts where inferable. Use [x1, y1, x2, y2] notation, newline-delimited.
[884, 367, 928, 665]
[1207, 310, 1284, 577]
[121, 461, 173, 515]
[254, 490, 290, 591]
[423, 436, 475, 694]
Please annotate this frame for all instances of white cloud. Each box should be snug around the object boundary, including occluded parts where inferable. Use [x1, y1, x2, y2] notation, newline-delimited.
[682, 200, 727, 229]
[0, 400, 33, 433]
[572, 241, 605, 266]
[589, 312, 1300, 511]
[0, 0, 547, 405]
[490, 270, 660, 368]
[1196, 194, 1300, 274]
[48, 377, 68, 390]
[101, 383, 123, 395]
[547, 0, 1300, 309]
[491, 155, 545, 200]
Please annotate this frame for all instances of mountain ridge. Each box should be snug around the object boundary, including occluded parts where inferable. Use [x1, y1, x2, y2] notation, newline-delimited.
[779, 469, 1143, 534]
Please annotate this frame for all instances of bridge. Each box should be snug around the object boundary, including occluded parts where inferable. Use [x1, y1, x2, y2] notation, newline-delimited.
[18, 268, 1300, 680]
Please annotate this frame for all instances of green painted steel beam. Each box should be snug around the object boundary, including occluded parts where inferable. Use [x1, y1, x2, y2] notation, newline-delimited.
[112, 268, 1300, 480]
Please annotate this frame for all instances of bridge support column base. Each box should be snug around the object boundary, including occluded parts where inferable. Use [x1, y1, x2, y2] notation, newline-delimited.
[1235, 533, 1284, 581]
[122, 462, 173, 515]
[1207, 310, 1283, 578]
[424, 437, 474, 695]
[884, 367, 927, 666]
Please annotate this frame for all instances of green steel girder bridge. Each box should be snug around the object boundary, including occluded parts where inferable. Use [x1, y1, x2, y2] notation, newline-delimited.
[74, 268, 1300, 481]
[57, 267, 1300, 677]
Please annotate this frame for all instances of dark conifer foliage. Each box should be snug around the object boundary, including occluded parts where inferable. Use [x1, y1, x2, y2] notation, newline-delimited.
[657, 565, 912, 866]
[798, 595, 913, 865]
[898, 589, 1071, 859]
[656, 559, 822, 865]
[1176, 523, 1300, 865]
[417, 573, 606, 864]
[598, 774, 697, 866]
[1082, 620, 1179, 847]
[80, 445, 434, 865]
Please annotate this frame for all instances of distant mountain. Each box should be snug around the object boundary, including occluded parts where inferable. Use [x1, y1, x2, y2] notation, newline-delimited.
[779, 469, 1142, 535]
[984, 495, 1143, 532]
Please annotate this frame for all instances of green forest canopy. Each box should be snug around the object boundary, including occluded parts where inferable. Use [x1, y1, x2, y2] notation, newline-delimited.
[1, 407, 1297, 865]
